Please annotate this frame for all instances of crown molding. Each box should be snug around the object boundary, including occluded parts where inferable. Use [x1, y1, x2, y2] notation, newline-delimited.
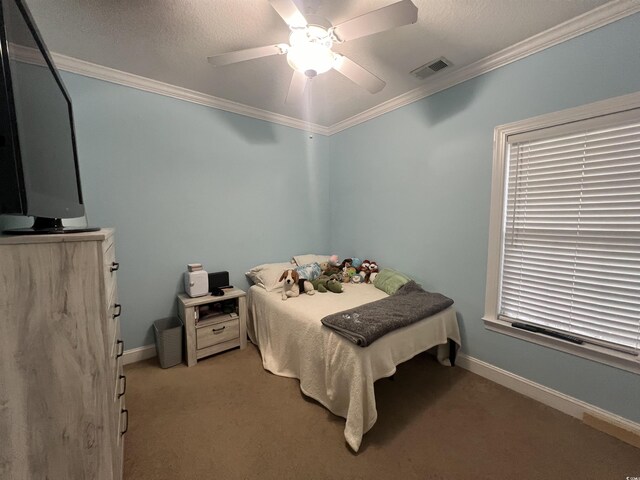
[327, 0, 640, 135]
[47, 0, 639, 136]
[51, 52, 331, 136]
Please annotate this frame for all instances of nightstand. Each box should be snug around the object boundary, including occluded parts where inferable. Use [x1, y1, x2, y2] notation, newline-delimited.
[177, 288, 247, 366]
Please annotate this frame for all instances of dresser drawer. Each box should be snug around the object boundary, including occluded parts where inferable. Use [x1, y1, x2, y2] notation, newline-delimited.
[109, 318, 124, 372]
[112, 393, 125, 479]
[103, 240, 118, 304]
[108, 355, 124, 447]
[113, 355, 125, 402]
[116, 395, 128, 447]
[196, 318, 239, 350]
[107, 292, 122, 352]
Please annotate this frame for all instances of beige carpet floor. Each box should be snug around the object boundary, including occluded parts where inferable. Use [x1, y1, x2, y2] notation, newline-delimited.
[123, 345, 639, 480]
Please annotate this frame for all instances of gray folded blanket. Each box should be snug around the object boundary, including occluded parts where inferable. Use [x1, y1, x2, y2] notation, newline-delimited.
[321, 281, 454, 347]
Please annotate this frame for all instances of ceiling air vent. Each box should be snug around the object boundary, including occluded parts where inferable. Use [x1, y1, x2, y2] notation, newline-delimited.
[410, 57, 452, 80]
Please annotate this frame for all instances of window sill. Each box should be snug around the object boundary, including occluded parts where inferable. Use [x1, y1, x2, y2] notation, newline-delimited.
[483, 317, 640, 375]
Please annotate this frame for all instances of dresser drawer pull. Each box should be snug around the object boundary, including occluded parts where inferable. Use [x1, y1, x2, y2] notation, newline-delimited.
[113, 304, 122, 318]
[116, 340, 124, 358]
[121, 408, 129, 436]
[118, 374, 127, 398]
[110, 261, 120, 272]
[212, 326, 226, 334]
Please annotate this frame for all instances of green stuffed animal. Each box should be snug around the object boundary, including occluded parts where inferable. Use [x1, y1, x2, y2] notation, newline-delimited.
[311, 274, 343, 293]
[311, 275, 329, 293]
[326, 278, 343, 293]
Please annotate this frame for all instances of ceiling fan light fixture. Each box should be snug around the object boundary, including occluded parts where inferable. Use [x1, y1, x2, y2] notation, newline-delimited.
[208, 0, 420, 102]
[289, 25, 332, 47]
[286, 42, 335, 76]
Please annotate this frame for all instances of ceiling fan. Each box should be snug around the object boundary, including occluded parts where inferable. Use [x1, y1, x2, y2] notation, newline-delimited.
[207, 0, 418, 104]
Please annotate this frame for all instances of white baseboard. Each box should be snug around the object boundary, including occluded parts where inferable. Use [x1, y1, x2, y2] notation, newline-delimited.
[123, 344, 156, 366]
[456, 353, 640, 440]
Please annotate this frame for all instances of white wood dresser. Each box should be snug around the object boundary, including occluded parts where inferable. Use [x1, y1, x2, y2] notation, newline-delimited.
[0, 228, 126, 479]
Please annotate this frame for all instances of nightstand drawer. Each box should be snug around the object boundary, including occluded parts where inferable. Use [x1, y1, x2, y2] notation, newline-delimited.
[196, 318, 239, 349]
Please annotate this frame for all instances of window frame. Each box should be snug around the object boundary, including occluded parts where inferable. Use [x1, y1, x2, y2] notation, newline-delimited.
[483, 91, 640, 375]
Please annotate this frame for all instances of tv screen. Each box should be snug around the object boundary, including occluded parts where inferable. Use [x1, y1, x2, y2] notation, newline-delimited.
[0, 0, 96, 234]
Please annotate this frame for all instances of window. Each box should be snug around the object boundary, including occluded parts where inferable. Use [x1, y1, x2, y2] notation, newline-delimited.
[484, 93, 640, 373]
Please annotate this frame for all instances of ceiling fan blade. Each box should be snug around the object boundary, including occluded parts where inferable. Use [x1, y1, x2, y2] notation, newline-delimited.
[286, 70, 308, 104]
[269, 0, 307, 28]
[332, 0, 418, 42]
[333, 55, 385, 94]
[207, 44, 284, 67]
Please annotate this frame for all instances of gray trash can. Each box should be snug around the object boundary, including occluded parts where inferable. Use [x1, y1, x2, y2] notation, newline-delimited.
[153, 316, 183, 368]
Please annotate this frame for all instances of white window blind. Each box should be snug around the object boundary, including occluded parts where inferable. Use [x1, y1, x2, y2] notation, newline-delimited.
[499, 108, 640, 355]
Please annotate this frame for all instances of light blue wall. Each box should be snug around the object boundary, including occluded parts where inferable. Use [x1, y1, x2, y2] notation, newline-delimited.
[0, 75, 331, 349]
[2, 11, 638, 422]
[328, 13, 640, 422]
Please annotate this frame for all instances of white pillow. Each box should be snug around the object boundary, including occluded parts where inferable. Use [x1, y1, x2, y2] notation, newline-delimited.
[292, 254, 330, 266]
[246, 262, 292, 292]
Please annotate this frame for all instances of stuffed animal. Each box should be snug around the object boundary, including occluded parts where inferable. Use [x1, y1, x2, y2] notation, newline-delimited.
[367, 261, 379, 283]
[339, 258, 353, 270]
[321, 255, 343, 276]
[342, 266, 357, 283]
[326, 278, 343, 293]
[322, 263, 341, 276]
[311, 275, 329, 292]
[359, 260, 379, 283]
[337, 259, 353, 283]
[279, 269, 316, 301]
[311, 274, 343, 293]
[351, 273, 364, 284]
[359, 260, 371, 277]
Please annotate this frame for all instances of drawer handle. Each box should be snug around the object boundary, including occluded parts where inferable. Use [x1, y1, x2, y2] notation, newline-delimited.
[116, 340, 124, 358]
[121, 408, 129, 436]
[118, 374, 127, 398]
[212, 326, 226, 335]
[113, 303, 122, 318]
[110, 261, 120, 272]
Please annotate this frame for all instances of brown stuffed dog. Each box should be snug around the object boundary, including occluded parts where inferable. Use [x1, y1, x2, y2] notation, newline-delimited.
[279, 269, 316, 301]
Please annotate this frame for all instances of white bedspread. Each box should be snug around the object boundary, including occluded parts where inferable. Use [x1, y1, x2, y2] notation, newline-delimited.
[247, 283, 461, 451]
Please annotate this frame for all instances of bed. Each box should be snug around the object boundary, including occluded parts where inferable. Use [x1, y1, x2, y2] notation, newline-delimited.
[247, 282, 461, 451]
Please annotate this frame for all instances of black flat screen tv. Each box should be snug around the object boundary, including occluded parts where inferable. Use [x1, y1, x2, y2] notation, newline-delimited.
[0, 0, 97, 234]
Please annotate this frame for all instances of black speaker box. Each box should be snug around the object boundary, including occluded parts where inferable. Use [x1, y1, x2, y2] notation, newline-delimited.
[208, 271, 230, 290]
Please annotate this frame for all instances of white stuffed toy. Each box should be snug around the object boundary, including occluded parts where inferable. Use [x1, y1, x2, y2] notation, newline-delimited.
[279, 269, 316, 301]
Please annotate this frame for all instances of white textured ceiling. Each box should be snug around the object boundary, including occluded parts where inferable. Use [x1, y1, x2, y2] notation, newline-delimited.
[26, 0, 610, 127]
